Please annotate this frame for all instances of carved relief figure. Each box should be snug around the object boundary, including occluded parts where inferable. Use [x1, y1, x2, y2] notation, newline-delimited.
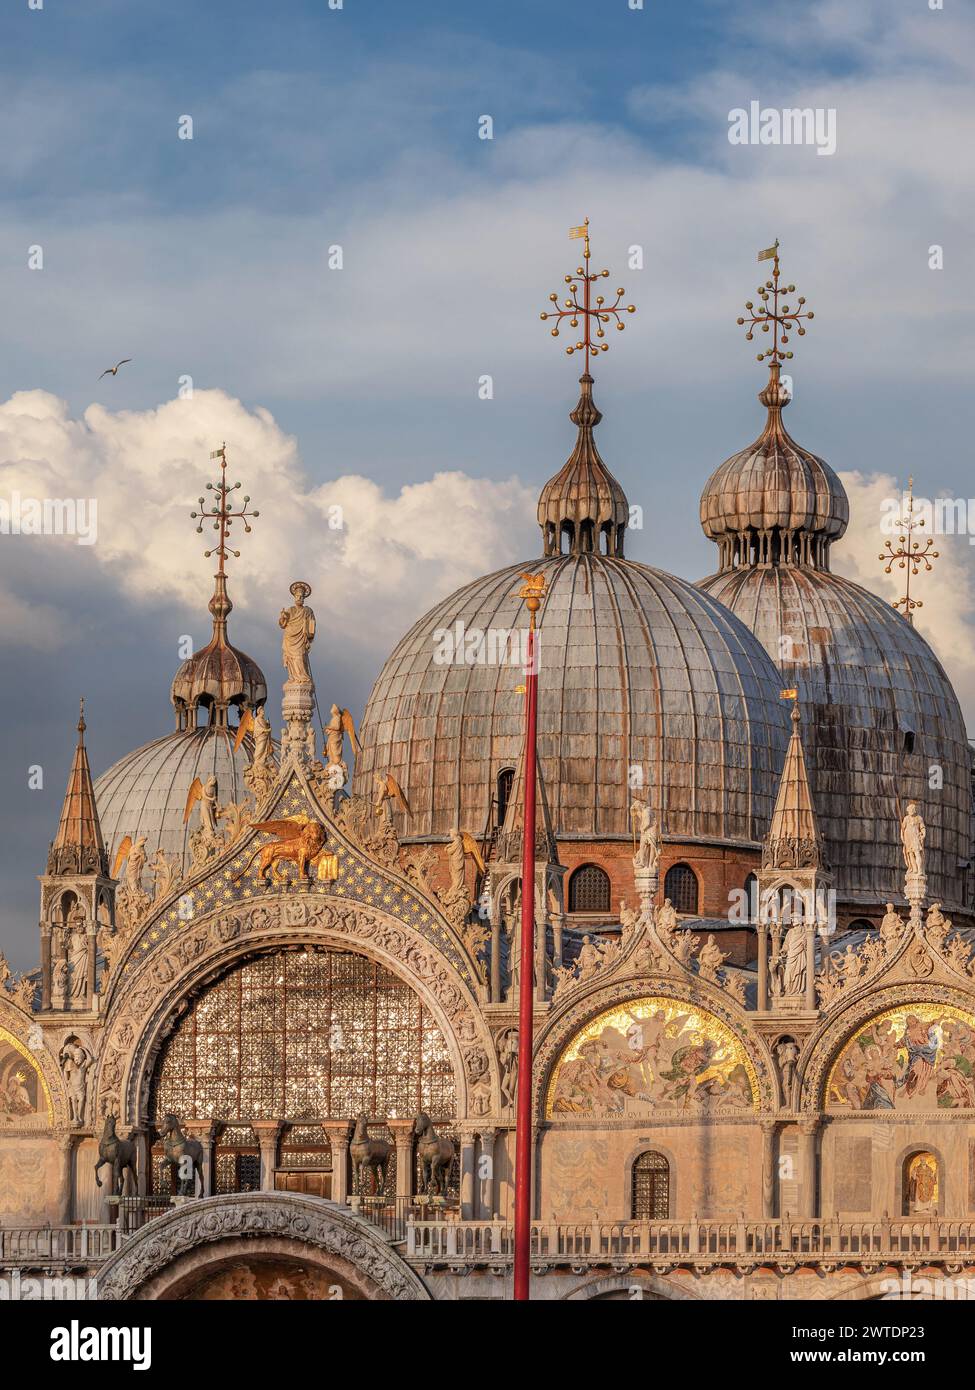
[66, 922, 90, 1005]
[781, 922, 806, 996]
[880, 902, 904, 953]
[697, 934, 727, 984]
[59, 1039, 92, 1126]
[498, 1028, 519, 1112]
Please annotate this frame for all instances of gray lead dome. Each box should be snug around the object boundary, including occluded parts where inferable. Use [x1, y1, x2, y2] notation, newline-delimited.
[354, 553, 791, 846]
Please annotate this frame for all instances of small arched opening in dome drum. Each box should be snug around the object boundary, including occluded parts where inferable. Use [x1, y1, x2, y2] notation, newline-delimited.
[664, 863, 700, 916]
[846, 917, 876, 936]
[568, 864, 611, 914]
[743, 872, 758, 924]
[496, 767, 515, 829]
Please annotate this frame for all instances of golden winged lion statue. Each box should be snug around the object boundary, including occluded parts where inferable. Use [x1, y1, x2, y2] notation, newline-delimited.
[233, 815, 338, 885]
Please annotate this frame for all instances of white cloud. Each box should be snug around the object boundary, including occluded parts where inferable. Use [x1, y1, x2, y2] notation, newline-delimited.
[0, 388, 536, 660]
[836, 468, 975, 722]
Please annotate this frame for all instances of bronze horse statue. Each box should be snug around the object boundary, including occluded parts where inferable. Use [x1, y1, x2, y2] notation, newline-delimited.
[350, 1114, 392, 1196]
[94, 1114, 138, 1196]
[414, 1112, 455, 1197]
[158, 1113, 204, 1197]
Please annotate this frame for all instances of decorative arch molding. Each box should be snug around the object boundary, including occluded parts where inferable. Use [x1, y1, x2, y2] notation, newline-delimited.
[563, 1271, 699, 1301]
[532, 973, 775, 1119]
[94, 895, 497, 1127]
[95, 1192, 431, 1301]
[798, 982, 975, 1113]
[103, 765, 482, 1001]
[0, 1004, 65, 1129]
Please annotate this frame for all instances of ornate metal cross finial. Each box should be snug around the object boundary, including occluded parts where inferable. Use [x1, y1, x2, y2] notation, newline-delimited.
[879, 476, 939, 624]
[190, 443, 260, 573]
[540, 219, 636, 371]
[737, 240, 814, 365]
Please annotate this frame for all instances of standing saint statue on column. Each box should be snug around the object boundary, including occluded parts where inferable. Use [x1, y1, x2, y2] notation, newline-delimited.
[279, 581, 316, 683]
[630, 799, 660, 873]
[900, 802, 925, 877]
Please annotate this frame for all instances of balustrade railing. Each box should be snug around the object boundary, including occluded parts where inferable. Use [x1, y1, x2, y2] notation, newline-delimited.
[404, 1216, 975, 1264]
[0, 1224, 120, 1267]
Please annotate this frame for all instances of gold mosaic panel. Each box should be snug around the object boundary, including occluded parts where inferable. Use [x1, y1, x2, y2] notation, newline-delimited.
[546, 997, 756, 1118]
[827, 1003, 975, 1112]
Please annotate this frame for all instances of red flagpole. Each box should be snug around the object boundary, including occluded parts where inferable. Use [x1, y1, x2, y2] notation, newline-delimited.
[514, 579, 543, 1300]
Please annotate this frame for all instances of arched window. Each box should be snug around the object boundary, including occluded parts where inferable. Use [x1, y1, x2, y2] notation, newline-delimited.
[632, 1151, 670, 1219]
[568, 864, 611, 913]
[847, 917, 875, 935]
[664, 863, 699, 915]
[150, 947, 457, 1126]
[903, 1151, 939, 1216]
[496, 767, 515, 827]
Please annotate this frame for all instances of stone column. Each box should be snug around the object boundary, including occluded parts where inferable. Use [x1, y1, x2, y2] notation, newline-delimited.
[490, 916, 502, 1003]
[798, 1116, 820, 1218]
[478, 1128, 497, 1219]
[756, 923, 769, 1012]
[57, 1132, 74, 1224]
[804, 925, 817, 1011]
[86, 926, 97, 1002]
[387, 1119, 415, 1201]
[252, 1120, 282, 1192]
[131, 1129, 149, 1197]
[185, 1122, 216, 1197]
[323, 1121, 352, 1204]
[761, 1119, 778, 1219]
[535, 883, 547, 1004]
[633, 867, 659, 920]
[458, 1128, 477, 1220]
[40, 924, 52, 1011]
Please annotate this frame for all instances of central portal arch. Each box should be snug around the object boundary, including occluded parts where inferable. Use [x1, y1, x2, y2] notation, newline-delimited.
[96, 1192, 431, 1300]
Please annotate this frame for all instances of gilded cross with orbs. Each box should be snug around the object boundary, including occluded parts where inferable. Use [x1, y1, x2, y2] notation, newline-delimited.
[540, 218, 635, 371]
[879, 476, 938, 624]
[737, 240, 814, 365]
[190, 443, 260, 573]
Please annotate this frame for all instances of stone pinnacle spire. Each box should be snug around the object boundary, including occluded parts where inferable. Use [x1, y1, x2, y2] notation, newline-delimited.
[763, 700, 826, 872]
[48, 699, 109, 876]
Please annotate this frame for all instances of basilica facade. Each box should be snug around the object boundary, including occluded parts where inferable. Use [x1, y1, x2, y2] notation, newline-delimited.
[2, 250, 974, 1302]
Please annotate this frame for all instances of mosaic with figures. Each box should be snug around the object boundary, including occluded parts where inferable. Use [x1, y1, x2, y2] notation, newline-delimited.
[547, 998, 757, 1118]
[827, 1004, 975, 1111]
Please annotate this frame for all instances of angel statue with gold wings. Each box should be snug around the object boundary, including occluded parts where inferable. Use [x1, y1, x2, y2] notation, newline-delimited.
[324, 705, 362, 787]
[374, 772, 411, 826]
[184, 775, 220, 838]
[447, 826, 486, 899]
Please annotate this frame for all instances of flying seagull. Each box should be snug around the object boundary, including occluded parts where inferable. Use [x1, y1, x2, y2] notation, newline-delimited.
[98, 358, 132, 380]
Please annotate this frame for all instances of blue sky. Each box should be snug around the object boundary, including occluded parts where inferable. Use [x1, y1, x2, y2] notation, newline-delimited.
[1, 0, 973, 966]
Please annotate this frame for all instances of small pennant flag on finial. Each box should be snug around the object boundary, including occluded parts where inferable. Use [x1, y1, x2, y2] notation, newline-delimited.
[758, 240, 779, 262]
[569, 221, 589, 239]
[780, 687, 798, 700]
